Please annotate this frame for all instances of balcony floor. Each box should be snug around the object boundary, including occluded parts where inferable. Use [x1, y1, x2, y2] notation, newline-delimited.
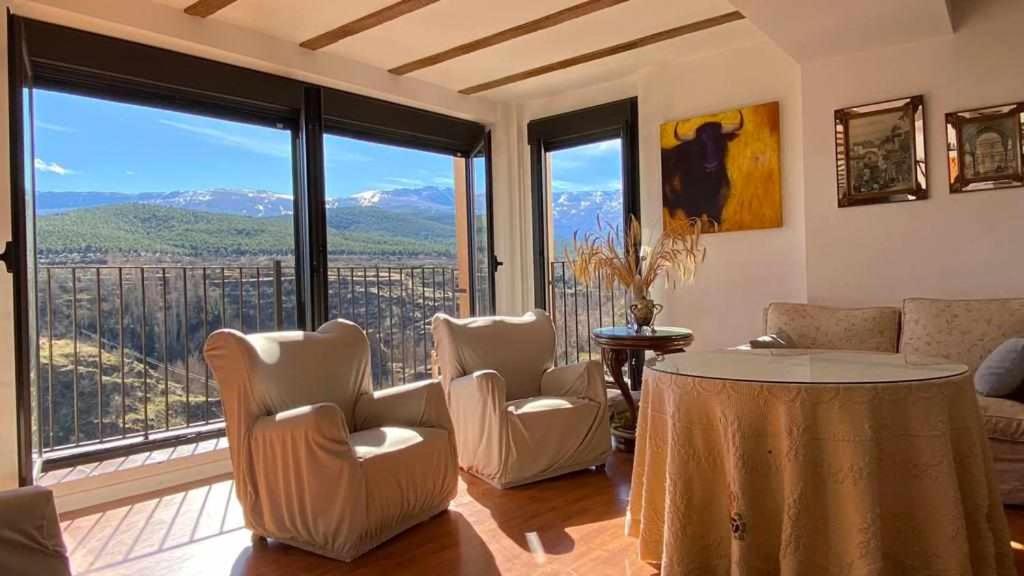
[55, 452, 1024, 576]
[37, 436, 229, 489]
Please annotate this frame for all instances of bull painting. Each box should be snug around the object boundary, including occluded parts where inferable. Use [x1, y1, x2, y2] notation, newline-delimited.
[660, 102, 782, 233]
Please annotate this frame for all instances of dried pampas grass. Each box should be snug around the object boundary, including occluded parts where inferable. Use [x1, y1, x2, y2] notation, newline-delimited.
[567, 214, 707, 299]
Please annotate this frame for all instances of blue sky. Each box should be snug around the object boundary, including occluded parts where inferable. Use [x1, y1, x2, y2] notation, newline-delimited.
[33, 88, 621, 198]
[33, 89, 453, 198]
[548, 139, 622, 193]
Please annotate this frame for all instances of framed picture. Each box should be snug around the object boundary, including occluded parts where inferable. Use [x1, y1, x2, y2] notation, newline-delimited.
[834, 95, 926, 207]
[946, 103, 1024, 194]
[661, 101, 781, 233]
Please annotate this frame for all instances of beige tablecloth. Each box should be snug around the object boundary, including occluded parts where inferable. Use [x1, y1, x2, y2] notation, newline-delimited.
[627, 371, 1015, 575]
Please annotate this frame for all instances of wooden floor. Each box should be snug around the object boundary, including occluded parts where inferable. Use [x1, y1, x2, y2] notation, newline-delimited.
[61, 452, 1024, 575]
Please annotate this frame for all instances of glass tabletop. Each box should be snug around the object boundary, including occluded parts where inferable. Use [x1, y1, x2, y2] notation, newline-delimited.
[591, 326, 693, 340]
[648, 348, 968, 385]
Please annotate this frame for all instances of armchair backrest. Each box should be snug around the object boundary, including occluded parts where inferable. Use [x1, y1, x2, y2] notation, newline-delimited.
[204, 319, 371, 500]
[432, 310, 555, 401]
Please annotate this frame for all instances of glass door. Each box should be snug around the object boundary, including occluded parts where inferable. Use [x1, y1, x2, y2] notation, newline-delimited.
[545, 138, 627, 365]
[7, 17, 46, 484]
[468, 133, 496, 316]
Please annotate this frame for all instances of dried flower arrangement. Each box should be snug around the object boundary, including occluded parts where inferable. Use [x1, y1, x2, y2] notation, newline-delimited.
[567, 214, 707, 330]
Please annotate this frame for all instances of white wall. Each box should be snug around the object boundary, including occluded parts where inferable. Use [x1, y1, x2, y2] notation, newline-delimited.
[801, 0, 1024, 306]
[518, 39, 807, 350]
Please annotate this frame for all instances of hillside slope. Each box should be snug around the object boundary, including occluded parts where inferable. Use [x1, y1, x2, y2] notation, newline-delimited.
[37, 204, 455, 262]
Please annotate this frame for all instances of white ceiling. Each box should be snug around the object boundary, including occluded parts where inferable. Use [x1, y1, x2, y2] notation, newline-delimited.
[152, 0, 761, 102]
[731, 0, 954, 63]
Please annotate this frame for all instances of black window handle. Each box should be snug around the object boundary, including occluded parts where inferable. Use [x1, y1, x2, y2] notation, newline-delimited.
[0, 241, 15, 274]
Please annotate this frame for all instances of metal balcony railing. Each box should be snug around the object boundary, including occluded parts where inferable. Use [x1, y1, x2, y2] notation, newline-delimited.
[32, 262, 460, 468]
[548, 261, 632, 366]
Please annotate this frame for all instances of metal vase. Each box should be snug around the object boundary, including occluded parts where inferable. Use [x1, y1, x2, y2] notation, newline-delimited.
[629, 294, 663, 333]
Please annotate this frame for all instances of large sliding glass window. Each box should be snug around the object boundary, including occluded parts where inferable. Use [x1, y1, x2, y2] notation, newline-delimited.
[8, 16, 493, 482]
[29, 88, 298, 460]
[323, 135, 462, 388]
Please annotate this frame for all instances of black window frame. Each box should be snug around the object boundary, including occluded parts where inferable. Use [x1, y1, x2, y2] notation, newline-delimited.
[526, 97, 640, 309]
[6, 14, 492, 484]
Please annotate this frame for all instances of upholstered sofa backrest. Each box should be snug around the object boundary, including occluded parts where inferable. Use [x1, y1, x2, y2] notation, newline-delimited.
[432, 310, 555, 401]
[899, 298, 1024, 374]
[764, 302, 902, 353]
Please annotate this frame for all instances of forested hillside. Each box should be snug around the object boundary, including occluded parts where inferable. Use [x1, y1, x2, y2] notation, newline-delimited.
[36, 203, 456, 264]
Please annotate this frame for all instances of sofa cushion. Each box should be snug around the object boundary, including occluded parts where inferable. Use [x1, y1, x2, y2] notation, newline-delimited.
[975, 339, 1024, 397]
[764, 303, 901, 352]
[977, 395, 1024, 443]
[900, 298, 1024, 374]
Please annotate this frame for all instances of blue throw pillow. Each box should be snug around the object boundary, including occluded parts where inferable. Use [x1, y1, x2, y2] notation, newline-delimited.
[975, 338, 1024, 397]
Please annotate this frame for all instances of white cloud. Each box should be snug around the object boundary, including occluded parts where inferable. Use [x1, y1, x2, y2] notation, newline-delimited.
[158, 119, 290, 159]
[432, 176, 455, 186]
[36, 121, 74, 133]
[551, 178, 622, 193]
[34, 158, 75, 176]
[582, 139, 621, 155]
[381, 176, 425, 188]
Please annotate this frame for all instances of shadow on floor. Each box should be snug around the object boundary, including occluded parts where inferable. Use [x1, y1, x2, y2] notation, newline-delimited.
[464, 455, 631, 557]
[228, 510, 500, 576]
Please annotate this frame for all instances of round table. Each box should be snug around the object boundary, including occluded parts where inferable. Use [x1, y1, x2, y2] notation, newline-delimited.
[591, 326, 693, 451]
[628, 349, 1015, 575]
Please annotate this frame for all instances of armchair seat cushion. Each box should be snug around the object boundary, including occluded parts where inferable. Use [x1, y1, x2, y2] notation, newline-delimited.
[506, 396, 587, 415]
[505, 397, 602, 484]
[351, 426, 457, 542]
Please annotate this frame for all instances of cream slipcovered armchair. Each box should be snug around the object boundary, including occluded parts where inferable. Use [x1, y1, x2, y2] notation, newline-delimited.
[204, 319, 457, 561]
[431, 310, 610, 488]
[0, 486, 71, 576]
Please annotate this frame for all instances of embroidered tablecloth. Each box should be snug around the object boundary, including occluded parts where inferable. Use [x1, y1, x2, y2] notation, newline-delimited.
[627, 350, 1015, 575]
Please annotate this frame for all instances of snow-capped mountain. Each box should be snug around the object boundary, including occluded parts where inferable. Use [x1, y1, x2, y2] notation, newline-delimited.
[550, 189, 624, 242]
[36, 189, 293, 217]
[143, 189, 294, 217]
[37, 186, 619, 242]
[332, 186, 455, 212]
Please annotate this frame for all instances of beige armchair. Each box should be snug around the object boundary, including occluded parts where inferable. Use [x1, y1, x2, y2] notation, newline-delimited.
[432, 310, 610, 489]
[204, 319, 457, 561]
[0, 486, 71, 576]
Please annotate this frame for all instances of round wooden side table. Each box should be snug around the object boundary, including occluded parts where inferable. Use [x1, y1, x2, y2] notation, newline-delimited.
[591, 326, 693, 452]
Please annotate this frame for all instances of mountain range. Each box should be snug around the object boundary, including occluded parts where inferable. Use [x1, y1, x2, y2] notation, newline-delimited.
[36, 186, 622, 242]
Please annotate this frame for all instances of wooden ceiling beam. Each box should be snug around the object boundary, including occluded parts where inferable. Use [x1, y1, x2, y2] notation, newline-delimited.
[184, 0, 239, 18]
[389, 0, 629, 76]
[301, 0, 440, 51]
[459, 10, 745, 96]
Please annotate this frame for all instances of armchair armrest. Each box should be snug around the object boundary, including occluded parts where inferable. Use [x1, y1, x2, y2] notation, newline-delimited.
[450, 370, 507, 414]
[0, 486, 71, 576]
[248, 403, 367, 551]
[251, 402, 353, 463]
[354, 379, 452, 432]
[448, 370, 507, 473]
[541, 360, 606, 404]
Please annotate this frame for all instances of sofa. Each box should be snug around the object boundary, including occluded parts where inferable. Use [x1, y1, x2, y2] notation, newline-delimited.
[763, 298, 1024, 504]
